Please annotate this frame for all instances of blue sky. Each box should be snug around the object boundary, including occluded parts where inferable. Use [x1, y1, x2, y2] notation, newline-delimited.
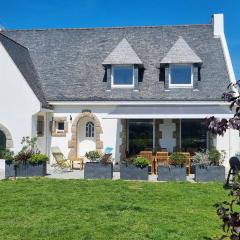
[1, 0, 239, 79]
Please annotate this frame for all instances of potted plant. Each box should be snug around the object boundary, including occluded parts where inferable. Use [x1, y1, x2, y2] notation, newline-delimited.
[193, 148, 225, 182]
[158, 152, 186, 181]
[84, 151, 113, 179]
[13, 137, 48, 177]
[0, 149, 15, 179]
[120, 157, 150, 180]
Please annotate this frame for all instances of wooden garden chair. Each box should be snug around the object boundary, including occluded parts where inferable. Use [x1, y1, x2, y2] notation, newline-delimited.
[179, 152, 191, 176]
[51, 146, 71, 171]
[155, 152, 169, 166]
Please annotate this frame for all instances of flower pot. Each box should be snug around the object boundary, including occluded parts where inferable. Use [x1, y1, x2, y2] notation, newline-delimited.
[158, 165, 186, 181]
[195, 165, 225, 182]
[120, 164, 149, 180]
[15, 162, 46, 177]
[84, 162, 113, 179]
[0, 160, 15, 179]
[0, 160, 47, 179]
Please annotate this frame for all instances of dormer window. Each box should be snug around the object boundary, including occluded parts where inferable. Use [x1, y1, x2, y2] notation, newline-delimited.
[169, 64, 193, 88]
[111, 65, 134, 88]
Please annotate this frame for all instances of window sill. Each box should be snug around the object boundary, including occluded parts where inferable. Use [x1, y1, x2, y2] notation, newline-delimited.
[111, 85, 134, 89]
[169, 85, 193, 89]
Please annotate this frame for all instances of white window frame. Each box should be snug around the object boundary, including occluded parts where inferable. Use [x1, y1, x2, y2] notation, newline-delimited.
[111, 64, 134, 88]
[169, 64, 193, 88]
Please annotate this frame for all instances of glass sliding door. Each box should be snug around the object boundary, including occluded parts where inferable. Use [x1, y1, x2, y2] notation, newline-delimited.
[128, 119, 153, 155]
[181, 119, 207, 153]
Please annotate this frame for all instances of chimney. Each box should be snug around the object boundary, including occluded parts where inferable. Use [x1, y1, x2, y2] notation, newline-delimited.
[212, 14, 224, 37]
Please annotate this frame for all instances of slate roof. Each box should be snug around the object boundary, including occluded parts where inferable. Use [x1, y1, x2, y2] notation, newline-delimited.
[102, 38, 143, 65]
[1, 23, 230, 102]
[160, 36, 202, 64]
[0, 33, 49, 108]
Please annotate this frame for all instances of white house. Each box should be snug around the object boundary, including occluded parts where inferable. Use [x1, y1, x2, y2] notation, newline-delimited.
[0, 14, 239, 169]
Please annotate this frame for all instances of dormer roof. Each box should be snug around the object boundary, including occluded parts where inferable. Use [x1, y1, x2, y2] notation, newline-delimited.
[102, 38, 142, 65]
[160, 37, 202, 64]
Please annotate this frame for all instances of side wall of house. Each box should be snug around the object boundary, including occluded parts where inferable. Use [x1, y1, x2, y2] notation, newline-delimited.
[0, 43, 40, 152]
[50, 106, 120, 164]
[216, 129, 240, 170]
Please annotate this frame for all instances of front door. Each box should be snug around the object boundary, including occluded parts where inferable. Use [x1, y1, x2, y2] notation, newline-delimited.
[77, 117, 96, 157]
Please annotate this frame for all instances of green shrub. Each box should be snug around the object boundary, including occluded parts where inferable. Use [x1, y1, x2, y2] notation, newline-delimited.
[133, 157, 149, 168]
[28, 154, 49, 165]
[192, 150, 210, 166]
[169, 152, 186, 167]
[208, 148, 225, 166]
[0, 149, 14, 164]
[85, 151, 100, 161]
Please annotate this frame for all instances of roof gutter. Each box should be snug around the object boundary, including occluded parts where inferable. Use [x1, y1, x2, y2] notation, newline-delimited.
[48, 100, 229, 106]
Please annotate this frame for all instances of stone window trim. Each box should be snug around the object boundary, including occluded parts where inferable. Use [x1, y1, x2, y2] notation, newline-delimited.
[68, 112, 103, 160]
[51, 117, 68, 137]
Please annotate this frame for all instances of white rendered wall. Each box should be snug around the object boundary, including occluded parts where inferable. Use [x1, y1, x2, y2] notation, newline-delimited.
[0, 43, 40, 152]
[216, 129, 240, 171]
[50, 106, 119, 163]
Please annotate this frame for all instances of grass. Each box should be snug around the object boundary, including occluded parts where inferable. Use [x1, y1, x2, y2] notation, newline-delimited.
[0, 179, 228, 240]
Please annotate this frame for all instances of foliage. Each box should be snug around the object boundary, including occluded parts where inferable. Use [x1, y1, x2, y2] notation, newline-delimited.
[169, 152, 186, 167]
[192, 149, 210, 166]
[0, 149, 14, 161]
[20, 136, 39, 153]
[15, 137, 43, 166]
[133, 156, 150, 168]
[209, 148, 225, 166]
[192, 149, 225, 166]
[28, 154, 49, 165]
[214, 183, 240, 240]
[85, 151, 100, 161]
[14, 150, 34, 165]
[207, 81, 240, 135]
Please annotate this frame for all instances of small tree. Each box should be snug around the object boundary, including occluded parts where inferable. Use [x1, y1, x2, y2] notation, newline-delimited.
[207, 81, 240, 239]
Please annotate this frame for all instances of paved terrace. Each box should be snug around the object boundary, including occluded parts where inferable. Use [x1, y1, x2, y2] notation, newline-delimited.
[46, 164, 195, 181]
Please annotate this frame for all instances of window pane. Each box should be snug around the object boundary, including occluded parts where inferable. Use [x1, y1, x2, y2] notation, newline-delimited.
[181, 119, 207, 152]
[113, 66, 133, 85]
[171, 65, 191, 84]
[58, 122, 65, 131]
[86, 122, 94, 138]
[128, 119, 153, 155]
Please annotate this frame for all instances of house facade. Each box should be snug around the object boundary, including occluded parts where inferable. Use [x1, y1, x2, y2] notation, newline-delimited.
[0, 14, 239, 168]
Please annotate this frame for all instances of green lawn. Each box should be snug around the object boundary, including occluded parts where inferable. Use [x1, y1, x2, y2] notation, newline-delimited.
[0, 179, 227, 240]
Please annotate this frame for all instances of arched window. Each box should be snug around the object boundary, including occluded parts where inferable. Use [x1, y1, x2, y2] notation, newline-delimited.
[86, 122, 94, 138]
[0, 130, 6, 150]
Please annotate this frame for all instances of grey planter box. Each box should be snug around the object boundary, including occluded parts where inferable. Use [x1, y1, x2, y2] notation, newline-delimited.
[84, 162, 113, 179]
[158, 165, 186, 181]
[120, 164, 149, 180]
[0, 160, 46, 179]
[195, 165, 225, 182]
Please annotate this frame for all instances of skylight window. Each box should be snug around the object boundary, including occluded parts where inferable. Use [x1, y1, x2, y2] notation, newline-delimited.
[111, 65, 134, 88]
[169, 64, 193, 87]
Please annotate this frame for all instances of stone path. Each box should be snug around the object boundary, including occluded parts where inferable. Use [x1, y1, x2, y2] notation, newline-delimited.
[46, 164, 195, 181]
